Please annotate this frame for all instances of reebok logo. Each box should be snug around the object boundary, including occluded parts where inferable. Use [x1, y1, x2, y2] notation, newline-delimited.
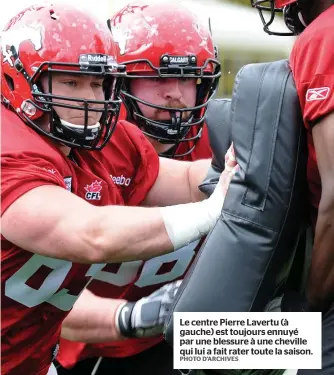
[306, 87, 330, 102]
[110, 174, 132, 187]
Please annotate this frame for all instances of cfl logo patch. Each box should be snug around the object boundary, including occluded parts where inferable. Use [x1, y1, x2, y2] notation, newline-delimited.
[84, 180, 102, 200]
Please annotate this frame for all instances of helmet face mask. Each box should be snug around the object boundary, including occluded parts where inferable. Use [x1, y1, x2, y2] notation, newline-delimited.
[121, 57, 220, 153]
[108, 1, 221, 158]
[251, 0, 306, 36]
[26, 58, 124, 150]
[1, 4, 126, 151]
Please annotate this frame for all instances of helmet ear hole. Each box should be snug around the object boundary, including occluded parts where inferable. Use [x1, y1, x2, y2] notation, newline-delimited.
[283, 4, 307, 34]
[4, 73, 14, 91]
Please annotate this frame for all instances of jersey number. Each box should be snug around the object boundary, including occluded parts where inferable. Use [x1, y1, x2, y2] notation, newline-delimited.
[94, 241, 198, 287]
[5, 255, 104, 311]
[5, 241, 198, 310]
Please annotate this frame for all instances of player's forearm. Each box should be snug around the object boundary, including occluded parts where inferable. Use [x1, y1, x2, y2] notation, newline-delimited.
[188, 159, 212, 202]
[5, 189, 173, 263]
[3, 169, 232, 264]
[307, 197, 334, 311]
[1, 186, 172, 264]
[61, 289, 126, 343]
[91, 205, 173, 263]
[52, 204, 173, 263]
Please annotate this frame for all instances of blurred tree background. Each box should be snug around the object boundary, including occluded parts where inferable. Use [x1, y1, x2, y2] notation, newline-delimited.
[228, 0, 250, 5]
[202, 0, 293, 97]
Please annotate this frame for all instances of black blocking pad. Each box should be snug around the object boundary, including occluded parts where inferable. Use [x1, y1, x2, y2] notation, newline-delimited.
[205, 98, 232, 166]
[164, 59, 308, 345]
[199, 98, 232, 197]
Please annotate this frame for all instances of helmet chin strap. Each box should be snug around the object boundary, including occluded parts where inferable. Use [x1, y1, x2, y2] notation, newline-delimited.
[59, 118, 101, 130]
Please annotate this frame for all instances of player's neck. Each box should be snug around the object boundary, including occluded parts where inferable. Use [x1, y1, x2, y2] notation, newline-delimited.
[145, 136, 174, 154]
[59, 144, 71, 156]
[36, 116, 71, 156]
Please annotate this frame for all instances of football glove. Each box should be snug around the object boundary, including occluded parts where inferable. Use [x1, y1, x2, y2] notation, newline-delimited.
[116, 280, 182, 338]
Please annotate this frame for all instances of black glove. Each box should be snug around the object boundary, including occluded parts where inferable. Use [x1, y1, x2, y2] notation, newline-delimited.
[116, 280, 182, 338]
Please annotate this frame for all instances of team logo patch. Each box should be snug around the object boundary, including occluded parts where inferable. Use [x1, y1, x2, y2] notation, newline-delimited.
[109, 4, 156, 56]
[84, 180, 102, 200]
[2, 25, 43, 66]
[306, 87, 330, 102]
[64, 177, 72, 192]
[110, 25, 133, 55]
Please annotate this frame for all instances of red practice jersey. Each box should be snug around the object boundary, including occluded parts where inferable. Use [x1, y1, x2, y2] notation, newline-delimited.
[57, 116, 212, 367]
[290, 5, 334, 225]
[1, 107, 159, 375]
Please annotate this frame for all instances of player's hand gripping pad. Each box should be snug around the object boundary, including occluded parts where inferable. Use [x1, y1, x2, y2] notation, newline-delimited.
[199, 98, 232, 197]
[164, 60, 308, 344]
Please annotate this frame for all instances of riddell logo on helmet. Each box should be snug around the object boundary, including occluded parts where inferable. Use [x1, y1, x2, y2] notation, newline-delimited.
[87, 54, 107, 62]
[79, 54, 108, 65]
[110, 174, 132, 187]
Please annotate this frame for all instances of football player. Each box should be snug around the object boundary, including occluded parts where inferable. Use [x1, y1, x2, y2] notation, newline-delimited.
[1, 3, 237, 375]
[55, 2, 222, 374]
[252, 0, 334, 373]
[113, 2, 219, 161]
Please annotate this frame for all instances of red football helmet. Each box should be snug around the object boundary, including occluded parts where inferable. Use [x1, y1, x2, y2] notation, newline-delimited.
[107, 1, 221, 158]
[1, 3, 126, 150]
[251, 0, 307, 36]
[276, 0, 297, 5]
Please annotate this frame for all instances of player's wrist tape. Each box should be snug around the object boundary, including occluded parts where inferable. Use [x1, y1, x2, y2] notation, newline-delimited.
[160, 183, 225, 250]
